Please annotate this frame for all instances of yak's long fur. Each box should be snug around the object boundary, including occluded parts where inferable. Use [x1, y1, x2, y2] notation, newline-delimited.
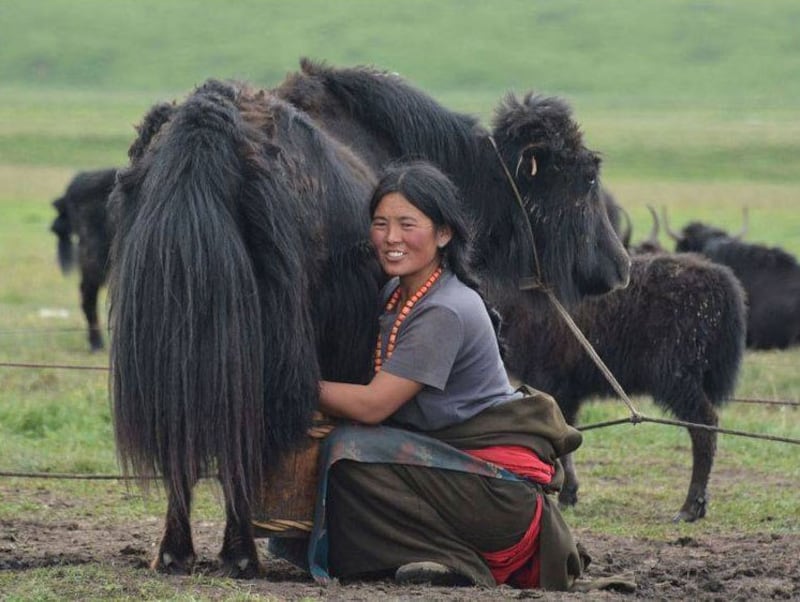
[277, 59, 630, 307]
[109, 80, 380, 575]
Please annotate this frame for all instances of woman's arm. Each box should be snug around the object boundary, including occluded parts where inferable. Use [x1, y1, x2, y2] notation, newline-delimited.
[319, 370, 424, 425]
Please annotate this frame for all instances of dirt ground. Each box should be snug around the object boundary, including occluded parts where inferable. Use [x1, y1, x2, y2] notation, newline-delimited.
[1, 486, 798, 601]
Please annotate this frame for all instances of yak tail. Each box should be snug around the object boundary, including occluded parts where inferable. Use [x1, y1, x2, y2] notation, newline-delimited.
[704, 264, 747, 406]
[51, 198, 74, 273]
[109, 87, 286, 515]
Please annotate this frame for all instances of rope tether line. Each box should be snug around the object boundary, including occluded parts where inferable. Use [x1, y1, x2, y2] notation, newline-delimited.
[4, 356, 798, 408]
[0, 361, 108, 371]
[577, 416, 800, 445]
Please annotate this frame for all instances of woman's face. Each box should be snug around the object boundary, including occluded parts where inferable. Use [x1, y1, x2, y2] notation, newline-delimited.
[370, 192, 452, 288]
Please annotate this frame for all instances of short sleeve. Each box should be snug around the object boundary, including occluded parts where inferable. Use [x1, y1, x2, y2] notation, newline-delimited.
[381, 304, 464, 390]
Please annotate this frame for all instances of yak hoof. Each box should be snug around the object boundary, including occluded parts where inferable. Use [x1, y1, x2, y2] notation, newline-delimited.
[216, 556, 262, 579]
[558, 484, 579, 508]
[89, 333, 104, 352]
[152, 550, 195, 574]
[672, 496, 707, 523]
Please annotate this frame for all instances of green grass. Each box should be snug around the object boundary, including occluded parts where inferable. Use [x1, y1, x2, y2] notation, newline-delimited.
[2, 0, 800, 109]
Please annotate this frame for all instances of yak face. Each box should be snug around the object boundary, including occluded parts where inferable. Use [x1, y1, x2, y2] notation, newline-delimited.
[674, 222, 731, 253]
[492, 93, 630, 305]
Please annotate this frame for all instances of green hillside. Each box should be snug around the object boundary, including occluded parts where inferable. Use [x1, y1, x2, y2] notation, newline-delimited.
[1, 0, 798, 251]
[2, 0, 799, 108]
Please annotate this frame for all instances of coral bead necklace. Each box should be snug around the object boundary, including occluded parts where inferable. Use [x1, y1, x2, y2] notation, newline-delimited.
[373, 266, 443, 373]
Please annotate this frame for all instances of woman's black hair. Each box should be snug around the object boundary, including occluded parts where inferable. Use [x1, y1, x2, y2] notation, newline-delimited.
[369, 161, 506, 355]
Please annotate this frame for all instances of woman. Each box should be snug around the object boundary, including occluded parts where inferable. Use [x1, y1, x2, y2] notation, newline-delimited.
[313, 161, 586, 590]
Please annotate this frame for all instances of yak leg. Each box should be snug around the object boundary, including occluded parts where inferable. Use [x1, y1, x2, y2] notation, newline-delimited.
[218, 482, 261, 578]
[153, 477, 196, 574]
[674, 398, 718, 522]
[80, 277, 103, 351]
[557, 402, 580, 508]
[558, 451, 580, 508]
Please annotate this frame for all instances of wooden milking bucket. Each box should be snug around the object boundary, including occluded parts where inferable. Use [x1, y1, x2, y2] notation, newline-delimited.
[252, 412, 334, 538]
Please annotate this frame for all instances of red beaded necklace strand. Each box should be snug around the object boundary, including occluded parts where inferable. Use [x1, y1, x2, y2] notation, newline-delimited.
[373, 266, 443, 373]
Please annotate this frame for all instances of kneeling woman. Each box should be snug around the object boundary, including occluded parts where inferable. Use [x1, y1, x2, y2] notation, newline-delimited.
[313, 161, 586, 590]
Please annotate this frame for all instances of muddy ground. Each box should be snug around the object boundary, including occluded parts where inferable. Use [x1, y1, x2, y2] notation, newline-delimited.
[1, 485, 798, 601]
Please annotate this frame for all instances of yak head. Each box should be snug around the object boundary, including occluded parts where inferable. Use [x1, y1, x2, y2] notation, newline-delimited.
[672, 222, 730, 253]
[663, 207, 748, 253]
[491, 93, 630, 306]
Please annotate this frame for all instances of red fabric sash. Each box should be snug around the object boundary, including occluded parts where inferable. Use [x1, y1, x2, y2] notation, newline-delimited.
[464, 445, 554, 588]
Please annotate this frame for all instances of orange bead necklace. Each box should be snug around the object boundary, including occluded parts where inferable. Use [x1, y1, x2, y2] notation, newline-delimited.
[373, 266, 443, 373]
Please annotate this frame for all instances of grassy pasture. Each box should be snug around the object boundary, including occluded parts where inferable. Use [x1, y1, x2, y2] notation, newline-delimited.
[1, 0, 799, 598]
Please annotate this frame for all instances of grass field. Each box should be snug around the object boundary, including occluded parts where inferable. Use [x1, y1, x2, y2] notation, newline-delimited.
[1, 1, 799, 599]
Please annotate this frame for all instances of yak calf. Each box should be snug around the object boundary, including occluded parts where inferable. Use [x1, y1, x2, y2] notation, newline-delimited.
[503, 252, 746, 522]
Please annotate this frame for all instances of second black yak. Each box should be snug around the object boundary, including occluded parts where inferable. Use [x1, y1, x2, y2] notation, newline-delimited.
[665, 211, 800, 349]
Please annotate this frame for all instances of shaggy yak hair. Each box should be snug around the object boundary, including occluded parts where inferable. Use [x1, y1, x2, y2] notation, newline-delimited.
[50, 167, 117, 351]
[276, 59, 631, 307]
[108, 79, 382, 576]
[276, 59, 747, 521]
[502, 253, 746, 521]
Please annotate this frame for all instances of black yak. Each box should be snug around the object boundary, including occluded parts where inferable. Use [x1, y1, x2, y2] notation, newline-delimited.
[277, 60, 746, 521]
[276, 59, 631, 306]
[109, 80, 383, 576]
[664, 210, 800, 349]
[111, 62, 631, 577]
[502, 254, 746, 521]
[50, 168, 117, 351]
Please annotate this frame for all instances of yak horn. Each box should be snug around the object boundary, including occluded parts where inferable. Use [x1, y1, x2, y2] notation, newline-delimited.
[530, 155, 537, 177]
[731, 207, 749, 240]
[646, 205, 660, 244]
[661, 206, 680, 241]
[619, 206, 632, 248]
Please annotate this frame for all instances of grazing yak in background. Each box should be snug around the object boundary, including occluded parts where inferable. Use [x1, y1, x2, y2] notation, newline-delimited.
[277, 59, 746, 522]
[664, 210, 800, 350]
[110, 66, 630, 577]
[50, 168, 117, 351]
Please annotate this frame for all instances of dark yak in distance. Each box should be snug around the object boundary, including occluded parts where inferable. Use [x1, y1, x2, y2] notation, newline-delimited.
[50, 167, 117, 351]
[111, 62, 632, 578]
[664, 211, 800, 350]
[277, 60, 745, 521]
[109, 80, 382, 577]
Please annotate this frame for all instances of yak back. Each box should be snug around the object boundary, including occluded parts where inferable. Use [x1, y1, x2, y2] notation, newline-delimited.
[503, 252, 745, 422]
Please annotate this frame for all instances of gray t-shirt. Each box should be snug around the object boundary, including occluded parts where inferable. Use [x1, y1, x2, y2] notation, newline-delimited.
[379, 270, 521, 430]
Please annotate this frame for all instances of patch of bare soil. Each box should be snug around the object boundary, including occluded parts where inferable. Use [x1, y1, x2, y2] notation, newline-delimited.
[1, 486, 798, 601]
